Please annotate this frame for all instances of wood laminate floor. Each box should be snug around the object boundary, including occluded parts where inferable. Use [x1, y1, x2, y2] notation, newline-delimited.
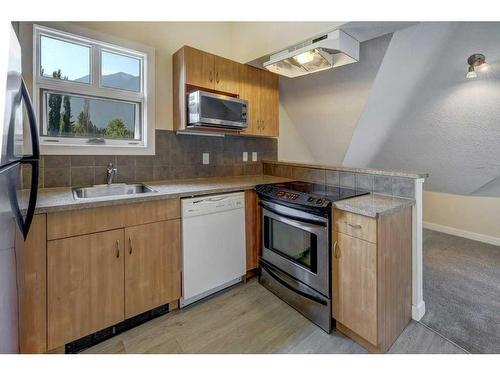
[82, 279, 466, 354]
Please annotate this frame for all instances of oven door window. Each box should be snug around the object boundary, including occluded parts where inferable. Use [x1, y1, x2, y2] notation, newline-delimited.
[264, 217, 318, 273]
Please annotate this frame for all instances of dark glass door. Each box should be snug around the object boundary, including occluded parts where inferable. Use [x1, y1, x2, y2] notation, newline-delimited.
[200, 95, 246, 123]
[264, 216, 318, 273]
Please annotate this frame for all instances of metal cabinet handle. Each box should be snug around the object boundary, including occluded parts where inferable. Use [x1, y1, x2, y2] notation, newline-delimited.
[129, 237, 132, 255]
[347, 223, 362, 229]
[209, 71, 213, 82]
[116, 240, 120, 258]
[216, 71, 220, 84]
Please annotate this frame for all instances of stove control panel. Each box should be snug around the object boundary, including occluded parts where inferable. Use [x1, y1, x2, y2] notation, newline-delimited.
[255, 184, 330, 208]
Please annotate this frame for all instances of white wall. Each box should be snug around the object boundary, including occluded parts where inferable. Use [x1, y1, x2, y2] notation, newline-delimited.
[277, 103, 316, 163]
[424, 191, 500, 241]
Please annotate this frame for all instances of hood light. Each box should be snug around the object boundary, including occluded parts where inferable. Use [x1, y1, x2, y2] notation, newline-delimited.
[293, 50, 315, 64]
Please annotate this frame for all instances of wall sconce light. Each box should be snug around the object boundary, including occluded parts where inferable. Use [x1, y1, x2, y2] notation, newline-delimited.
[466, 53, 488, 79]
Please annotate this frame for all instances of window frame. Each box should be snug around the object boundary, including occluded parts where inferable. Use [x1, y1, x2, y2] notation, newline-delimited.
[33, 24, 151, 150]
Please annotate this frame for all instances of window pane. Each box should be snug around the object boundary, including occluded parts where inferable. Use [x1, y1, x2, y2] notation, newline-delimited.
[43, 92, 139, 140]
[40, 36, 91, 83]
[101, 51, 141, 92]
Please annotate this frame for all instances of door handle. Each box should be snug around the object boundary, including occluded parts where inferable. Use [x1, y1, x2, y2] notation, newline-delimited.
[334, 241, 341, 259]
[128, 237, 132, 255]
[20, 78, 40, 161]
[116, 240, 120, 258]
[260, 262, 327, 306]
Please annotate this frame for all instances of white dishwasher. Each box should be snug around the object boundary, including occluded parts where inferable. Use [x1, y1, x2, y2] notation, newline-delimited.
[180, 192, 246, 307]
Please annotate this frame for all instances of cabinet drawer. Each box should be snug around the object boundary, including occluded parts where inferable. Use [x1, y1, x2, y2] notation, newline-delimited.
[124, 199, 180, 227]
[333, 209, 377, 243]
[48, 205, 125, 240]
[47, 199, 181, 240]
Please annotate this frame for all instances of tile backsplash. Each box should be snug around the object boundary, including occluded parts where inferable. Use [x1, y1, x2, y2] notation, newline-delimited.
[25, 130, 277, 189]
[263, 162, 416, 199]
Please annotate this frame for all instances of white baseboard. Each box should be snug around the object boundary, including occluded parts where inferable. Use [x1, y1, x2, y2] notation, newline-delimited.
[412, 301, 426, 321]
[423, 221, 500, 246]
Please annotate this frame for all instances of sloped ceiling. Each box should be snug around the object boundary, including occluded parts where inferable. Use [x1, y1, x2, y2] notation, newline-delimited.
[278, 22, 500, 197]
[279, 33, 393, 165]
[344, 22, 500, 196]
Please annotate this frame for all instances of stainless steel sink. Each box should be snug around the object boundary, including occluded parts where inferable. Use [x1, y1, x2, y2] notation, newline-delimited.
[72, 183, 156, 200]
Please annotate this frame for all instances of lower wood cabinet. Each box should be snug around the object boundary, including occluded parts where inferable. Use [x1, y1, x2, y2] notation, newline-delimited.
[333, 232, 378, 345]
[244, 190, 261, 272]
[125, 220, 181, 318]
[47, 229, 125, 350]
[332, 207, 412, 353]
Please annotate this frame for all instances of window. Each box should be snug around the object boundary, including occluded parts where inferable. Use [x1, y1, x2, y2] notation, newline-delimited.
[34, 25, 153, 149]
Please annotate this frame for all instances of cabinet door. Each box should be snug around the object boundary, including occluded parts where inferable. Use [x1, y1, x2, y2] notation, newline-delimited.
[239, 64, 262, 135]
[333, 231, 378, 345]
[47, 229, 125, 350]
[214, 55, 239, 95]
[184, 46, 215, 89]
[125, 220, 181, 318]
[16, 214, 47, 353]
[245, 190, 261, 271]
[259, 70, 279, 137]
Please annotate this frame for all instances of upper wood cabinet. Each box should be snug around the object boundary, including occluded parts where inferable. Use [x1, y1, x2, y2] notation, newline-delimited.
[184, 46, 215, 89]
[173, 45, 279, 137]
[238, 64, 279, 137]
[259, 70, 279, 137]
[47, 229, 125, 350]
[124, 220, 181, 318]
[182, 46, 239, 95]
[214, 55, 240, 94]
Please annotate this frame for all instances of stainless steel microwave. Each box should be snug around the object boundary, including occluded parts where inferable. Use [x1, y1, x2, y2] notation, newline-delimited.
[187, 90, 248, 130]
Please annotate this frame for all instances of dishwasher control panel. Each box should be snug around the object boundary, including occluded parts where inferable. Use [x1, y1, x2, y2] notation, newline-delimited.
[181, 192, 245, 218]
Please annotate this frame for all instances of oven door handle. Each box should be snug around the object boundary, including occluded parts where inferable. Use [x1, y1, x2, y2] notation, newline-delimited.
[260, 262, 327, 306]
[259, 202, 327, 227]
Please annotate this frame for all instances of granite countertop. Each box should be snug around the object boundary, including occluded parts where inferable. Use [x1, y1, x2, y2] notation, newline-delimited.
[333, 193, 415, 218]
[23, 175, 414, 217]
[24, 175, 291, 215]
[263, 160, 429, 179]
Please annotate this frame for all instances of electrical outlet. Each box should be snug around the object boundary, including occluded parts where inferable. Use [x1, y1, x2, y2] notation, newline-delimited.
[202, 153, 210, 165]
[242, 152, 248, 162]
[252, 152, 258, 162]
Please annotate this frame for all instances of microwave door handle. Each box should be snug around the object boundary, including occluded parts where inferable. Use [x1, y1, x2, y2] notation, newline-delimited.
[259, 202, 327, 227]
[20, 78, 40, 161]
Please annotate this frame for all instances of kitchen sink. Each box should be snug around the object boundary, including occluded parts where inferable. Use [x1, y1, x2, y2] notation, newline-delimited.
[72, 183, 156, 200]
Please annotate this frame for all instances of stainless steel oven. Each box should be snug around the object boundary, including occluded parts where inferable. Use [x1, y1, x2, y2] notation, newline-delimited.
[259, 200, 332, 332]
[187, 90, 248, 130]
[260, 201, 330, 295]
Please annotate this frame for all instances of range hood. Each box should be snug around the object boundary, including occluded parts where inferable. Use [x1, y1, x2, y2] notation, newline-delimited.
[263, 29, 359, 78]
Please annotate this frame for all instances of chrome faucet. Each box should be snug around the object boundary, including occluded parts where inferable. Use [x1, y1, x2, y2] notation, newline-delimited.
[107, 163, 117, 185]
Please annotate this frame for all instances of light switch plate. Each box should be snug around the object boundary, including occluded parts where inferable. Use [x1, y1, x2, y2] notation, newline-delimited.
[242, 152, 248, 162]
[252, 152, 258, 162]
[202, 153, 210, 165]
